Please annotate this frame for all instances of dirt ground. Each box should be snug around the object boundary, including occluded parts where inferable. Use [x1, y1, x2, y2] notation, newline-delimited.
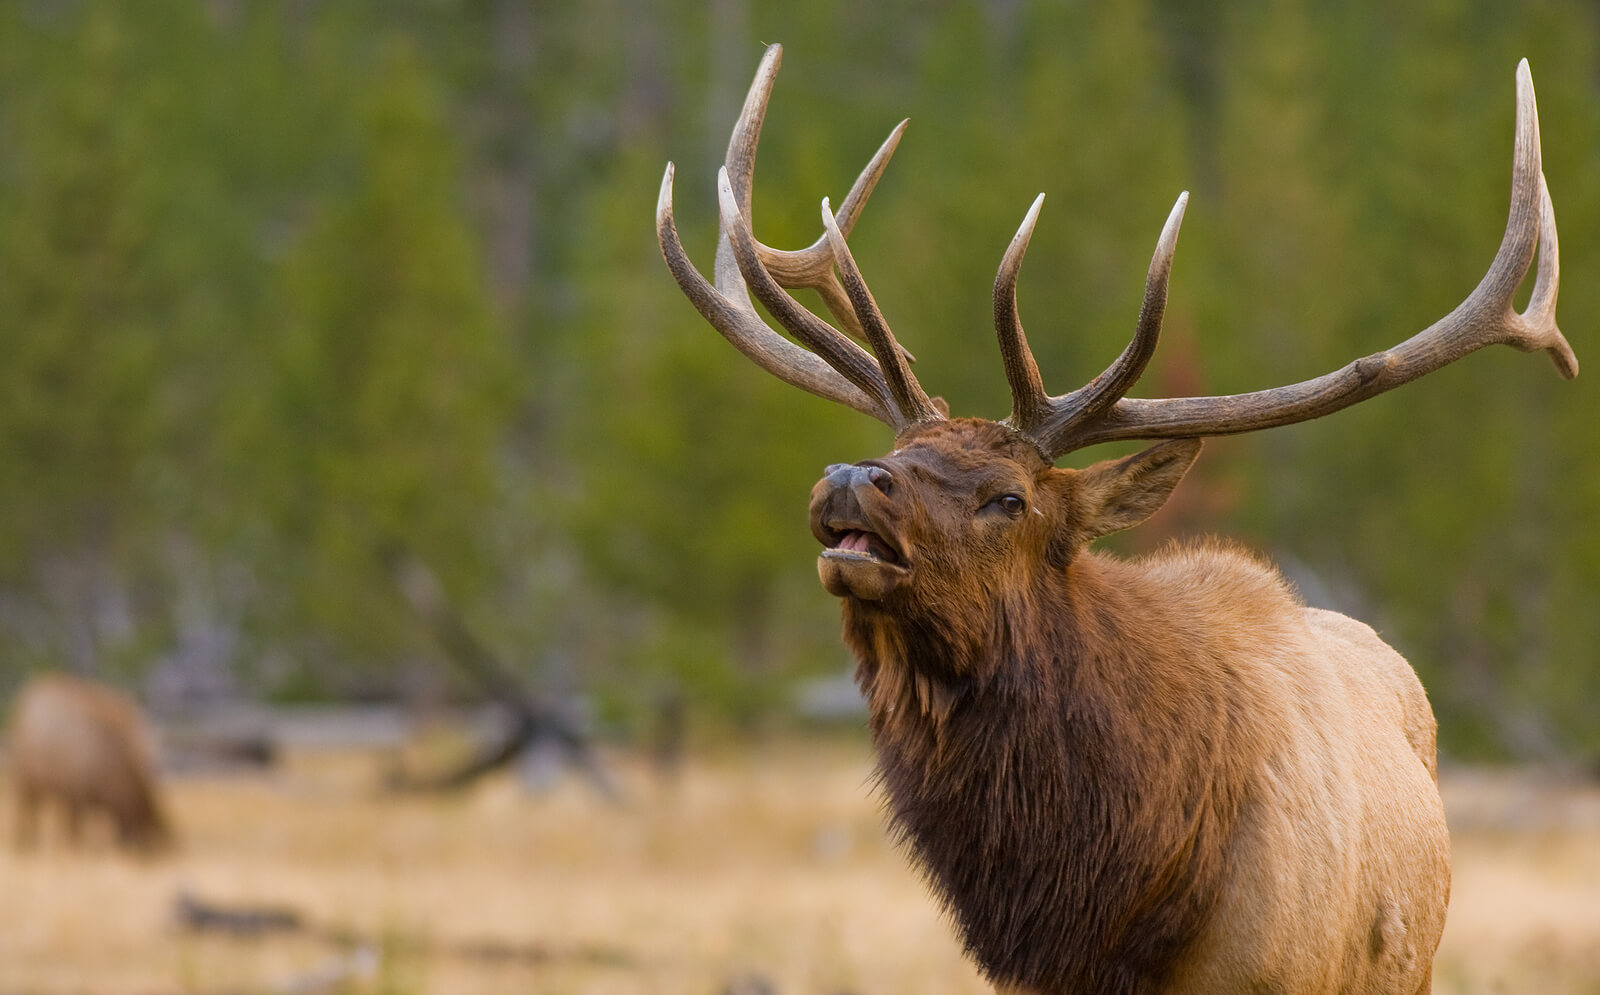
[2, 740, 1599, 995]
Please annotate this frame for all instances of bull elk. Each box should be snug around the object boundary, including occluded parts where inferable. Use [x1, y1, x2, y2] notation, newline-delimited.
[657, 45, 1576, 994]
[5, 672, 173, 853]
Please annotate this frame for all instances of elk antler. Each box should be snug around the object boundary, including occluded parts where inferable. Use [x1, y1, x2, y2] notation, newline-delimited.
[1000, 59, 1576, 460]
[662, 51, 1575, 457]
[656, 44, 943, 430]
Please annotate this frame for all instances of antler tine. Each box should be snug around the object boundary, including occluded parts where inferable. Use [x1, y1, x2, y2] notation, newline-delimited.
[761, 122, 916, 360]
[719, 44, 914, 360]
[1525, 172, 1576, 375]
[822, 197, 942, 426]
[1038, 59, 1576, 457]
[1035, 193, 1188, 453]
[657, 164, 888, 421]
[997, 194, 1188, 456]
[760, 120, 908, 282]
[719, 44, 781, 232]
[716, 167, 903, 418]
[994, 194, 1050, 435]
[1456, 60, 1574, 375]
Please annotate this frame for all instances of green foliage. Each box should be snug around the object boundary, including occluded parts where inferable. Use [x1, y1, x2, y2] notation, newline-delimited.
[259, 38, 517, 675]
[0, 0, 1596, 758]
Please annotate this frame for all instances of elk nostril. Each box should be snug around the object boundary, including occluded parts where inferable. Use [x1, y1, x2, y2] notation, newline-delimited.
[865, 466, 893, 495]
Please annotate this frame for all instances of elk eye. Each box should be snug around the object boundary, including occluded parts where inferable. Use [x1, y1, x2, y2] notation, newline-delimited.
[989, 494, 1026, 517]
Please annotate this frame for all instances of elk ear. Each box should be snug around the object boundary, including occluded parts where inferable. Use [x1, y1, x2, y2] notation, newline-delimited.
[1075, 439, 1202, 543]
[929, 396, 951, 417]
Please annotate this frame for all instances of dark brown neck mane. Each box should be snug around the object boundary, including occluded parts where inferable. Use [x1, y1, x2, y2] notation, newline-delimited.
[843, 554, 1245, 993]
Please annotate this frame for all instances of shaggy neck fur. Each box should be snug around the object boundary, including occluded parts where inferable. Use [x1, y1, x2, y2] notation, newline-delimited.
[844, 552, 1243, 993]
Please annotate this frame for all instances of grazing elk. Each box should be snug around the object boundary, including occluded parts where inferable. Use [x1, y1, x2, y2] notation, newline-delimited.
[5, 672, 173, 853]
[657, 46, 1577, 994]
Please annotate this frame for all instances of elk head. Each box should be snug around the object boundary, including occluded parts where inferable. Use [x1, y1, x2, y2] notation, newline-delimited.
[807, 418, 1199, 657]
[657, 44, 1575, 621]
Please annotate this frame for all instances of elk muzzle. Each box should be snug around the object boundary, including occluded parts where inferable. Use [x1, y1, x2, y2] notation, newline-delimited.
[810, 462, 910, 601]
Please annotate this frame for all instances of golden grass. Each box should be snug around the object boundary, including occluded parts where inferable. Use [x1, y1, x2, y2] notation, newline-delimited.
[2, 742, 1599, 994]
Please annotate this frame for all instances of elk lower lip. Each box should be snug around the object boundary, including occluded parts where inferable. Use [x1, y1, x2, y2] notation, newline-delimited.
[818, 547, 909, 600]
[821, 547, 907, 567]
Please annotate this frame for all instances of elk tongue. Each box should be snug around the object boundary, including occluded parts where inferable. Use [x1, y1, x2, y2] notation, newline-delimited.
[840, 531, 873, 554]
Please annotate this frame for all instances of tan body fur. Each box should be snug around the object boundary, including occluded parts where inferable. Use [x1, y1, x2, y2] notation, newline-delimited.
[6, 673, 172, 853]
[1092, 547, 1447, 993]
[863, 542, 1448, 994]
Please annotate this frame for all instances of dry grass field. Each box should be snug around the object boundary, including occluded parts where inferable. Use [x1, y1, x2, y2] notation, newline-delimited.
[3, 738, 1600, 995]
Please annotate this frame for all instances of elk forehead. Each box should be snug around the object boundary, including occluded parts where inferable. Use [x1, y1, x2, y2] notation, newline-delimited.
[889, 418, 1053, 477]
[864, 419, 1055, 514]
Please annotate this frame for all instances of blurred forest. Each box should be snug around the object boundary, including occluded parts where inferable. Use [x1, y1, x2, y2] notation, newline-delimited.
[0, 0, 1595, 762]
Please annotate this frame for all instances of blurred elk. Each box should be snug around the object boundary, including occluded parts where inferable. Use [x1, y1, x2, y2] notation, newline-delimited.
[658, 46, 1576, 994]
[5, 672, 173, 853]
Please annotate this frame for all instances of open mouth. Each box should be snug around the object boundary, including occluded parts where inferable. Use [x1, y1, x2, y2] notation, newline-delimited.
[823, 528, 906, 567]
[816, 523, 910, 601]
